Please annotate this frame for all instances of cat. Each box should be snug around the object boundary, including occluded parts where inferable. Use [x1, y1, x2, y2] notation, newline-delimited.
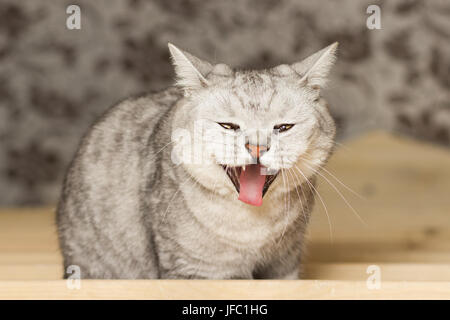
[56, 42, 338, 279]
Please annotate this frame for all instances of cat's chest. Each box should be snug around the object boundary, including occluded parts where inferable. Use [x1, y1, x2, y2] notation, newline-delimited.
[184, 191, 303, 247]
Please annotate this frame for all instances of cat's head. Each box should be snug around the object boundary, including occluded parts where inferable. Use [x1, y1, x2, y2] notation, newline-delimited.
[169, 43, 337, 207]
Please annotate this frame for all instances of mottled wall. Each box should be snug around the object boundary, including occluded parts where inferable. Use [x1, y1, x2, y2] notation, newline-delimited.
[0, 0, 449, 205]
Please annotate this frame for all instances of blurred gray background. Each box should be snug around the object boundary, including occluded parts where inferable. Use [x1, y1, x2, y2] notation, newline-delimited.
[0, 0, 449, 205]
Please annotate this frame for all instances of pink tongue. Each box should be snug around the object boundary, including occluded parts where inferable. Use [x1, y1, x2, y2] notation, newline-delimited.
[238, 164, 266, 206]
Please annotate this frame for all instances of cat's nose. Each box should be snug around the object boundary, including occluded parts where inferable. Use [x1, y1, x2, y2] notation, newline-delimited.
[245, 144, 269, 158]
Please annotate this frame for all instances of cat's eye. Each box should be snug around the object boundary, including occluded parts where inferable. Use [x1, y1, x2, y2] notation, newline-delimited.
[274, 124, 295, 133]
[218, 122, 240, 130]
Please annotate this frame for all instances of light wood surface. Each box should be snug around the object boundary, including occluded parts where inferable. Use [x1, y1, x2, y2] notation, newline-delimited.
[1, 280, 450, 300]
[1, 131, 450, 299]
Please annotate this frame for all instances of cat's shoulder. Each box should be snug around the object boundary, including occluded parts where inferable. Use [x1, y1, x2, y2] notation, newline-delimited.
[98, 86, 182, 125]
[76, 87, 181, 155]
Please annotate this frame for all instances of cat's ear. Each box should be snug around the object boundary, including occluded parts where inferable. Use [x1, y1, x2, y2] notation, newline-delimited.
[291, 42, 338, 89]
[168, 43, 213, 93]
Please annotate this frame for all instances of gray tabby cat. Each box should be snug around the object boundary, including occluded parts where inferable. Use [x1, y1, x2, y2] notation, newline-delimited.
[57, 42, 338, 279]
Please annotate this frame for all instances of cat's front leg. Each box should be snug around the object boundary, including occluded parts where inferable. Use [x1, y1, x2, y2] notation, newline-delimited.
[253, 243, 303, 280]
[161, 273, 253, 279]
[281, 268, 300, 280]
[160, 263, 254, 279]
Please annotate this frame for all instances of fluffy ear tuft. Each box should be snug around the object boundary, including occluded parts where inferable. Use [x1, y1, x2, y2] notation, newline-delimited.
[291, 42, 338, 89]
[168, 43, 213, 92]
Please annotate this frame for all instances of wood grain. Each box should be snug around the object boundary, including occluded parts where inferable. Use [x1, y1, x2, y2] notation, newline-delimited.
[0, 280, 449, 300]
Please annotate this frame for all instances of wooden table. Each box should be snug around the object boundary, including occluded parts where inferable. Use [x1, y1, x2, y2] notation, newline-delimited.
[1, 131, 450, 299]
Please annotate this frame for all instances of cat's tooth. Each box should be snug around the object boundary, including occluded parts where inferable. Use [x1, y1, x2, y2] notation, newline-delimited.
[243, 165, 246, 171]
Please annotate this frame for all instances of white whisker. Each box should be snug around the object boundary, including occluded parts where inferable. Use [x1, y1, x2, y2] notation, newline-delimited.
[294, 165, 333, 243]
[301, 157, 365, 200]
[154, 140, 175, 156]
[278, 169, 290, 245]
[286, 168, 306, 221]
[303, 162, 367, 226]
[162, 174, 193, 222]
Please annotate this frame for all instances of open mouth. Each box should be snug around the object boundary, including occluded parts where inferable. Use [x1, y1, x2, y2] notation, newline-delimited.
[221, 164, 278, 207]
